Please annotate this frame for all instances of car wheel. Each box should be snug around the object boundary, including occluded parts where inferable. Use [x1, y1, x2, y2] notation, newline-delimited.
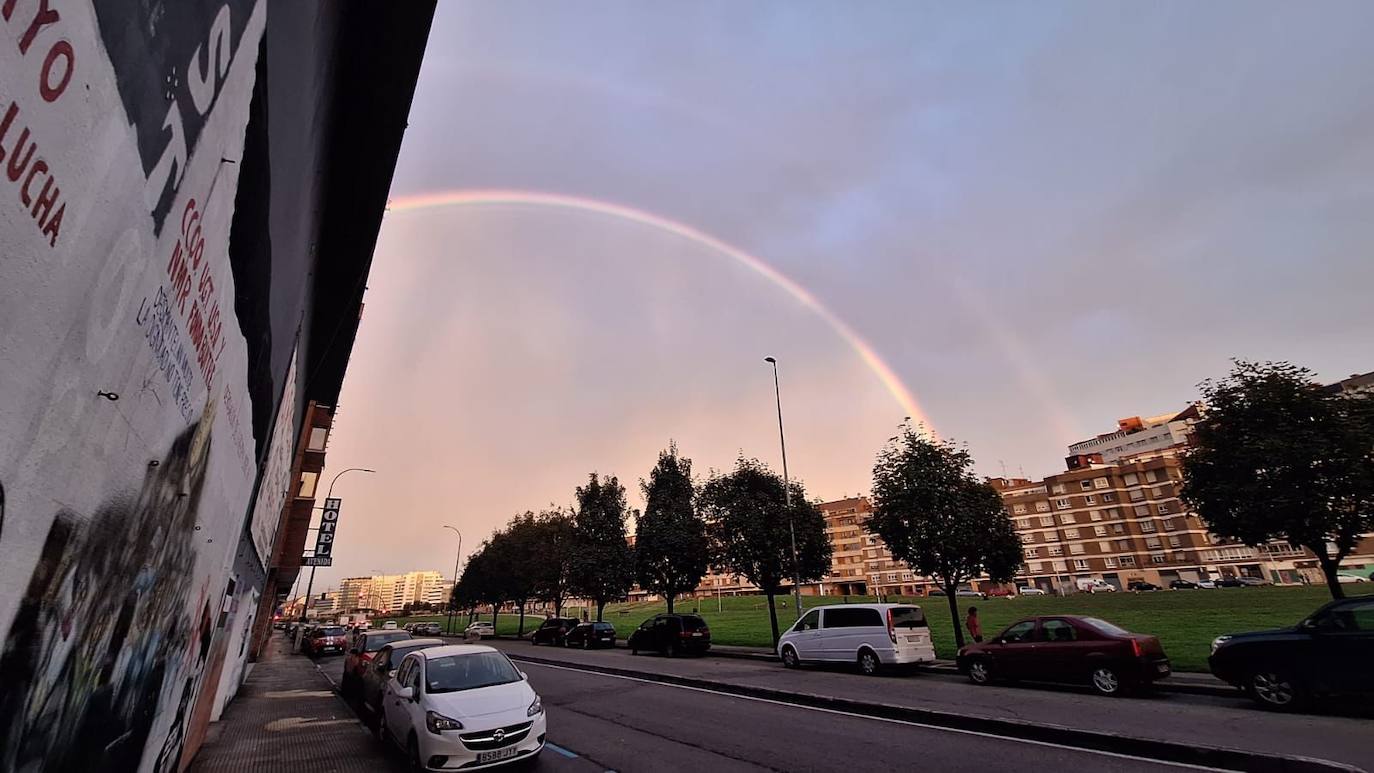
[1089, 665, 1123, 696]
[407, 733, 423, 771]
[582, 637, 591, 650]
[857, 649, 881, 676]
[1249, 669, 1302, 710]
[781, 645, 800, 669]
[967, 658, 992, 685]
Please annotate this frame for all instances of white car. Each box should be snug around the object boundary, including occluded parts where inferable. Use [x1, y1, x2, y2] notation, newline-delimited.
[1337, 573, 1369, 584]
[382, 621, 399, 630]
[379, 645, 545, 770]
[466, 621, 495, 638]
[1196, 580, 1217, 589]
[776, 603, 936, 675]
[1017, 587, 1047, 596]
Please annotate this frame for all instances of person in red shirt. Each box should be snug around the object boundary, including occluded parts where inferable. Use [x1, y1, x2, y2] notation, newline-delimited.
[965, 606, 983, 643]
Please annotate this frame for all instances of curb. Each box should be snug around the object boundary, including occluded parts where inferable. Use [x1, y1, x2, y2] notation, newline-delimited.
[505, 652, 1358, 773]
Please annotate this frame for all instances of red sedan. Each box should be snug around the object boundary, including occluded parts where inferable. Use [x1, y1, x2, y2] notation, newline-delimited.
[956, 615, 1170, 696]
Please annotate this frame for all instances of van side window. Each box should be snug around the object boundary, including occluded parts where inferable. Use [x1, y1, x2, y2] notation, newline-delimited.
[796, 610, 821, 631]
[823, 608, 883, 628]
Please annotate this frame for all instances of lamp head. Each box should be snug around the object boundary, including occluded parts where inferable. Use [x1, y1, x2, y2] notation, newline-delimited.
[764, 356, 776, 364]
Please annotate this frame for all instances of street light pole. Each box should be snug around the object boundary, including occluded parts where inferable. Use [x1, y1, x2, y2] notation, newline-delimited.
[443, 525, 463, 635]
[299, 468, 375, 626]
[765, 357, 804, 621]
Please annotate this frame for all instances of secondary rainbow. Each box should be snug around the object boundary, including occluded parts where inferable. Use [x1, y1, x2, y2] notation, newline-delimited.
[385, 189, 936, 435]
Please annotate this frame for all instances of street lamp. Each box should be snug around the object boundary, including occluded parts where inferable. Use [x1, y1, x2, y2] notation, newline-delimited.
[299, 468, 375, 627]
[764, 357, 804, 621]
[443, 525, 463, 635]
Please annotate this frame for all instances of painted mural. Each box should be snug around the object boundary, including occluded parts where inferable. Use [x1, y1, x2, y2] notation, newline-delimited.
[0, 2, 269, 771]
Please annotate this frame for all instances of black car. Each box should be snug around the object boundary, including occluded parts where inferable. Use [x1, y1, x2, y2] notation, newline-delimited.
[412, 622, 442, 636]
[628, 613, 711, 656]
[565, 621, 617, 649]
[1128, 581, 1161, 592]
[1216, 577, 1246, 588]
[1209, 596, 1373, 710]
[530, 617, 580, 646]
[1169, 579, 1199, 590]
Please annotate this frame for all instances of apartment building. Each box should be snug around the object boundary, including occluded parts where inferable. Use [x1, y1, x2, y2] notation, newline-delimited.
[334, 571, 452, 614]
[816, 497, 930, 597]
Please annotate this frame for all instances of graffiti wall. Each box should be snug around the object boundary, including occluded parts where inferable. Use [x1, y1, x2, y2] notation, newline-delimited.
[0, 2, 269, 771]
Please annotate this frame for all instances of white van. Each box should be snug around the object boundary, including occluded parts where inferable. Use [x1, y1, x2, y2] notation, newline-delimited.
[776, 603, 936, 675]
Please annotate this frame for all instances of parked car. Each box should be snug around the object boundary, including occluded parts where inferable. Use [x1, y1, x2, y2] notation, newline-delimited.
[379, 645, 545, 769]
[359, 638, 446, 716]
[1017, 587, 1048, 597]
[413, 622, 443, 636]
[342, 629, 414, 697]
[565, 621, 617, 649]
[1127, 581, 1161, 592]
[382, 620, 399, 630]
[627, 613, 712, 656]
[957, 615, 1171, 696]
[466, 621, 496, 639]
[777, 604, 936, 676]
[1337, 573, 1369, 584]
[530, 618, 580, 646]
[1077, 579, 1117, 594]
[1169, 579, 1199, 590]
[927, 589, 947, 597]
[956, 589, 987, 599]
[305, 625, 349, 657]
[986, 587, 1015, 598]
[1209, 596, 1373, 710]
[1216, 577, 1246, 588]
[1237, 576, 1269, 587]
[1197, 580, 1217, 589]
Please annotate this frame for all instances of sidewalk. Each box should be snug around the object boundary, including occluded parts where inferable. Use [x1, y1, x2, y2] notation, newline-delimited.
[191, 634, 404, 773]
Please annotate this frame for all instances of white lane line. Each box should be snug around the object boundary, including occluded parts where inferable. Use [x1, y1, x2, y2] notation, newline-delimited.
[521, 661, 1236, 772]
[544, 741, 579, 758]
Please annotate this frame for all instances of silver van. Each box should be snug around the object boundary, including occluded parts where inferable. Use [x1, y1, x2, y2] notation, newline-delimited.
[776, 603, 936, 675]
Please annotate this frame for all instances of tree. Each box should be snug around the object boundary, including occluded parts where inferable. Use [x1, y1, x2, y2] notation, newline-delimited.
[701, 457, 832, 645]
[867, 424, 1023, 649]
[532, 508, 577, 617]
[1182, 360, 1374, 600]
[635, 444, 709, 614]
[569, 473, 637, 622]
[497, 513, 546, 636]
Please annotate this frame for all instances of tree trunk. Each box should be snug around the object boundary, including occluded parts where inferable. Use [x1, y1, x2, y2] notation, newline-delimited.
[766, 591, 780, 646]
[665, 593, 675, 615]
[554, 597, 563, 617]
[1316, 554, 1347, 600]
[517, 603, 527, 636]
[491, 605, 499, 633]
[945, 584, 965, 649]
[596, 600, 606, 622]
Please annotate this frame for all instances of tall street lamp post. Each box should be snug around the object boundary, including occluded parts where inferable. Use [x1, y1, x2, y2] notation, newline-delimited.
[299, 468, 374, 629]
[443, 525, 463, 635]
[765, 357, 804, 621]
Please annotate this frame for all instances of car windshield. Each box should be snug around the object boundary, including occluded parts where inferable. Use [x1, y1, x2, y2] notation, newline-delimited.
[889, 607, 927, 628]
[1080, 618, 1131, 636]
[425, 652, 522, 693]
[593, 623, 614, 631]
[365, 632, 411, 651]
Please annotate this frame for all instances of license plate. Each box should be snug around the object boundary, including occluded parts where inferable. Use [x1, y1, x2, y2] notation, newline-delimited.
[905, 636, 921, 643]
[1157, 663, 1170, 674]
[477, 747, 518, 764]
[691, 632, 702, 637]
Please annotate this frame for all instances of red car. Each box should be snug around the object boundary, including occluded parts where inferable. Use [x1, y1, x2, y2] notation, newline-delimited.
[956, 615, 1170, 696]
[340, 629, 412, 697]
[304, 625, 349, 657]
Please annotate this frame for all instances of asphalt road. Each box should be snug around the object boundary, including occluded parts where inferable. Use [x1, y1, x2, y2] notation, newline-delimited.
[517, 659, 1223, 772]
[488, 639, 1372, 772]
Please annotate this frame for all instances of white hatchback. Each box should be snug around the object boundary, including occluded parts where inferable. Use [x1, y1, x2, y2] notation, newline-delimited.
[776, 603, 936, 675]
[380, 645, 546, 770]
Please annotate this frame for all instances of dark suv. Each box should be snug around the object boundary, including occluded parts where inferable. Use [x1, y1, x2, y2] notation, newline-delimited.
[530, 617, 580, 646]
[1209, 596, 1374, 710]
[566, 621, 617, 649]
[627, 613, 711, 656]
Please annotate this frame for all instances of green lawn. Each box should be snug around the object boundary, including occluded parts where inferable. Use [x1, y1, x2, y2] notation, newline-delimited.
[400, 586, 1369, 673]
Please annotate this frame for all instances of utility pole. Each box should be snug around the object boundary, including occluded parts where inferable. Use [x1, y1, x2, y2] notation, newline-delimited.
[765, 357, 804, 621]
[443, 525, 463, 635]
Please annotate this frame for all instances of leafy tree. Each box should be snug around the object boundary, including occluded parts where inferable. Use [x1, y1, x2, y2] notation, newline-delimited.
[454, 541, 503, 630]
[569, 473, 637, 621]
[701, 457, 832, 645]
[636, 444, 709, 614]
[868, 425, 1023, 649]
[1182, 360, 1374, 600]
[497, 513, 546, 635]
[533, 508, 578, 617]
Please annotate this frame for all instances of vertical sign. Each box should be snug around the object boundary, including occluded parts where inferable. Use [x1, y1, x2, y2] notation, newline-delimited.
[306, 497, 341, 566]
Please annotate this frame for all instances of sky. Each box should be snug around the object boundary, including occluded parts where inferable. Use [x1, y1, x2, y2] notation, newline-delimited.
[303, 1, 1374, 594]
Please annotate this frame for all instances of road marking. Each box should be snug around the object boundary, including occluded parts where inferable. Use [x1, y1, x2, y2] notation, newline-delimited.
[544, 742, 578, 758]
[521, 661, 1237, 772]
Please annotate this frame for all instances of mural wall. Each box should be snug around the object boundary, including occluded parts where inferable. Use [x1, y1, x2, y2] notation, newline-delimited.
[0, 2, 271, 771]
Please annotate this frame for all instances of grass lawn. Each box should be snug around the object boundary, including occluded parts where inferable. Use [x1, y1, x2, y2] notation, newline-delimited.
[402, 585, 1370, 673]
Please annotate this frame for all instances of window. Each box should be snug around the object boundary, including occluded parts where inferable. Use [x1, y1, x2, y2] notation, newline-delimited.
[1130, 489, 1146, 502]
[1319, 600, 1374, 632]
[1013, 504, 1027, 514]
[1001, 620, 1037, 643]
[1093, 526, 1107, 537]
[1124, 473, 1139, 486]
[1093, 477, 1109, 489]
[1145, 469, 1159, 483]
[1051, 483, 1067, 495]
[1157, 502, 1171, 515]
[1135, 505, 1152, 517]
[1056, 499, 1071, 510]
[1104, 556, 1118, 568]
[1089, 510, 1103, 522]
[1161, 518, 1176, 530]
[307, 426, 329, 451]
[1101, 492, 1115, 503]
[1084, 495, 1095, 505]
[1098, 541, 1111, 552]
[824, 608, 883, 628]
[1140, 520, 1157, 533]
[1146, 537, 1162, 549]
[1150, 553, 1167, 565]
[1026, 562, 1042, 573]
[1119, 555, 1136, 567]
[1064, 528, 1080, 539]
[298, 471, 319, 499]
[1168, 536, 1181, 548]
[1017, 519, 1030, 530]
[1052, 560, 1067, 571]
[1042, 619, 1077, 642]
[1025, 547, 1040, 558]
[1048, 546, 1063, 557]
[1069, 544, 1085, 555]
[1074, 559, 1090, 571]
[1035, 502, 1050, 513]
[1039, 516, 1055, 527]
[1060, 513, 1076, 524]
[1080, 480, 1093, 491]
[1116, 539, 1132, 551]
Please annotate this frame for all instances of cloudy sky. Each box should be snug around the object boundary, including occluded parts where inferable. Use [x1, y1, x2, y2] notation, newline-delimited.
[305, 1, 1374, 592]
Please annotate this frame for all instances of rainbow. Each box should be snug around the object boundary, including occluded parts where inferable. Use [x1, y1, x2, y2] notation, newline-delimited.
[385, 190, 936, 435]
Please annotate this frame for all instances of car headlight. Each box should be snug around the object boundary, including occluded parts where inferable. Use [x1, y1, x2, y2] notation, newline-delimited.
[425, 710, 463, 734]
[1210, 635, 1231, 655]
[527, 695, 543, 717]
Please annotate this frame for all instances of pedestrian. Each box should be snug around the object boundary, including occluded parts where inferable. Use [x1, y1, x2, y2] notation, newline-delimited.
[965, 606, 983, 644]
